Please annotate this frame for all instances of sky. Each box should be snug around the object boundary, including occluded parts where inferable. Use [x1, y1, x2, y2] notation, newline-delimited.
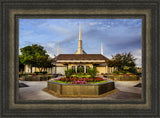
[19, 19, 142, 67]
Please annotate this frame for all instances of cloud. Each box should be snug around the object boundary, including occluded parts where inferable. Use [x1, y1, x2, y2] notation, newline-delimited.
[47, 25, 72, 35]
[131, 49, 142, 66]
[89, 22, 99, 26]
[19, 19, 142, 66]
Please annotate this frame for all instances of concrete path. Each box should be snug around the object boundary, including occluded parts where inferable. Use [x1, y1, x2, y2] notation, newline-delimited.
[114, 81, 142, 94]
[19, 80, 142, 100]
[19, 81, 56, 100]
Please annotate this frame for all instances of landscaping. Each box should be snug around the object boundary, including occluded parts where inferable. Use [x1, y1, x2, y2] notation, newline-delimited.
[52, 67, 108, 84]
[19, 72, 60, 81]
[47, 67, 115, 96]
[47, 80, 115, 96]
[52, 76, 107, 84]
[103, 71, 140, 81]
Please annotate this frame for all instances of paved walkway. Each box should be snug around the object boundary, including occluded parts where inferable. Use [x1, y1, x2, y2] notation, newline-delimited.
[19, 80, 142, 100]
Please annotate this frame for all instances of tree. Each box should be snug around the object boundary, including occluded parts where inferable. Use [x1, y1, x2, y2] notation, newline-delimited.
[107, 59, 115, 67]
[35, 55, 49, 72]
[19, 55, 25, 72]
[20, 44, 51, 73]
[107, 52, 136, 71]
[44, 57, 54, 69]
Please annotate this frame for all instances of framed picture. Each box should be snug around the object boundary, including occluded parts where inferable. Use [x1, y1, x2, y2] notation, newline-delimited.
[0, 0, 159, 117]
[18, 18, 142, 101]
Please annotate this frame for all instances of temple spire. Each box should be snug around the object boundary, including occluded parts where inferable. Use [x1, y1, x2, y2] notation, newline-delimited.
[74, 24, 86, 54]
[79, 23, 82, 40]
[57, 43, 60, 55]
[101, 42, 103, 55]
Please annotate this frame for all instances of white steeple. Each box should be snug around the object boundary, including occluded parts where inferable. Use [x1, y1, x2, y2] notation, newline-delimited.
[101, 42, 103, 55]
[57, 43, 60, 55]
[79, 23, 82, 40]
[74, 24, 86, 54]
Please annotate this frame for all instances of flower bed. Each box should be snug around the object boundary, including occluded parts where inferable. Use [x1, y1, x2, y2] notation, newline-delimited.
[47, 71, 115, 96]
[53, 76, 107, 84]
[20, 74, 59, 81]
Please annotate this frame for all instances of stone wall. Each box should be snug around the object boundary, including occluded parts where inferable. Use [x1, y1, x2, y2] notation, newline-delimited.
[48, 81, 115, 95]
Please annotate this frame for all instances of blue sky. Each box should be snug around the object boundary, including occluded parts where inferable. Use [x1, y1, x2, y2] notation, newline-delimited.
[19, 19, 142, 67]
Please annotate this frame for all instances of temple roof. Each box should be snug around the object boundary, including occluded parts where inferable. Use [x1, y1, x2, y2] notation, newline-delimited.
[56, 54, 109, 61]
[74, 50, 87, 54]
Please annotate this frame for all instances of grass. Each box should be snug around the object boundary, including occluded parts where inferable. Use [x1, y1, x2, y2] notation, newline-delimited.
[71, 73, 91, 78]
[51, 79, 108, 84]
[88, 80, 108, 84]
[52, 80, 71, 84]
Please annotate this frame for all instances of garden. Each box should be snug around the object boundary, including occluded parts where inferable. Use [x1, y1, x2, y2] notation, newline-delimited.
[19, 71, 60, 81]
[47, 67, 115, 96]
[51, 67, 108, 84]
[102, 70, 140, 81]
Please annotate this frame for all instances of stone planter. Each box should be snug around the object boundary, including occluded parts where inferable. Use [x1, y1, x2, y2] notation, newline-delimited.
[47, 80, 115, 95]
[21, 75, 54, 81]
[110, 76, 139, 81]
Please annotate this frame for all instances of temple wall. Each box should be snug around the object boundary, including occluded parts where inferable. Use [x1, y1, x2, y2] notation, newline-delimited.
[24, 65, 55, 74]
[68, 64, 93, 73]
[56, 66, 67, 75]
[96, 67, 106, 74]
[23, 64, 114, 75]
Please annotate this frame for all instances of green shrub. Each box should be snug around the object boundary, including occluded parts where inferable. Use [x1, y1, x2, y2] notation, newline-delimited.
[87, 66, 99, 79]
[34, 72, 39, 75]
[34, 71, 47, 75]
[65, 69, 75, 78]
[42, 71, 47, 74]
[128, 67, 138, 75]
[19, 71, 26, 77]
[77, 67, 84, 73]
[126, 72, 132, 74]
[113, 71, 119, 74]
[113, 70, 132, 74]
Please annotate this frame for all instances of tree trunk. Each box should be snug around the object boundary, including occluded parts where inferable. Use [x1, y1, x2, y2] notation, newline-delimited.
[30, 65, 32, 73]
[40, 68, 43, 72]
[38, 68, 41, 72]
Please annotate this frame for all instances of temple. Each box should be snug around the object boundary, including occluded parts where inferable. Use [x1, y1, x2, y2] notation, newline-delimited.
[24, 24, 115, 74]
[52, 24, 112, 75]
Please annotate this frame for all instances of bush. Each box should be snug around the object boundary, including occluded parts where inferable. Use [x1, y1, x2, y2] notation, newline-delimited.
[113, 71, 119, 74]
[34, 71, 47, 75]
[87, 66, 99, 79]
[19, 72, 26, 77]
[128, 67, 138, 75]
[65, 69, 75, 78]
[34, 72, 39, 75]
[77, 67, 84, 73]
[113, 70, 133, 74]
[114, 66, 140, 75]
[42, 71, 47, 74]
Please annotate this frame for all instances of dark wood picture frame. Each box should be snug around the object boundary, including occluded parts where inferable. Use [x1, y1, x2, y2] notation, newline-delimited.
[0, 0, 159, 117]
